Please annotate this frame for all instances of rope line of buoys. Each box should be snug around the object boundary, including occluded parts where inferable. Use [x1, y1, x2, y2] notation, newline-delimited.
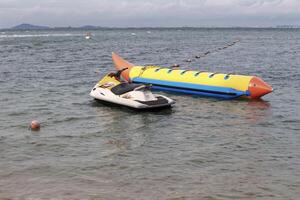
[184, 39, 241, 63]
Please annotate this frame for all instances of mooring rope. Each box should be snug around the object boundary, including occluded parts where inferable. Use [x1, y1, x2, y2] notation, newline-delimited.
[184, 39, 241, 63]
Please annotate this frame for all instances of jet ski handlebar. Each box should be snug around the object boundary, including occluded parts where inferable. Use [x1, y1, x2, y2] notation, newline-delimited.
[108, 67, 129, 79]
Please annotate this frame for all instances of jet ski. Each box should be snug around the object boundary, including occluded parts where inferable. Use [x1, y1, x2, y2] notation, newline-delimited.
[90, 68, 175, 110]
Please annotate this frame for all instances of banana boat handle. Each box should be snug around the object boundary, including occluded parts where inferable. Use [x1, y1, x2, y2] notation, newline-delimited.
[108, 67, 128, 80]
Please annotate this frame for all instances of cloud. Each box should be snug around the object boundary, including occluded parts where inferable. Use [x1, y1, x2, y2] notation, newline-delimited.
[0, 0, 299, 28]
[237, 0, 283, 6]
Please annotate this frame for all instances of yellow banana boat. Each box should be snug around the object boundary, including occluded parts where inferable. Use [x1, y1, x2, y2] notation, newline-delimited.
[112, 52, 273, 99]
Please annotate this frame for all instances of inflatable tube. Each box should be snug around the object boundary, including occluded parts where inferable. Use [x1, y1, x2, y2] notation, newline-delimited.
[112, 52, 273, 99]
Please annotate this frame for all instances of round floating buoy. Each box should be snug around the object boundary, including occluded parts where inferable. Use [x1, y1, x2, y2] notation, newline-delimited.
[30, 120, 40, 131]
[171, 64, 180, 68]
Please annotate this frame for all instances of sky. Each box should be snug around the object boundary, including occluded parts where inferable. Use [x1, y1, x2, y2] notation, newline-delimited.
[0, 0, 300, 28]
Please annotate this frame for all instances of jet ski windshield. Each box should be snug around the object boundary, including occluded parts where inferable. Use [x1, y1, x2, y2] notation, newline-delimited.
[111, 83, 144, 95]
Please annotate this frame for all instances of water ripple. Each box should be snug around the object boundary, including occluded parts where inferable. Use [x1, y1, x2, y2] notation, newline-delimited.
[0, 28, 299, 200]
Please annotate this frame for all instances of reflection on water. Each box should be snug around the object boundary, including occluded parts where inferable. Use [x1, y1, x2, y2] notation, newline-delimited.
[244, 99, 271, 122]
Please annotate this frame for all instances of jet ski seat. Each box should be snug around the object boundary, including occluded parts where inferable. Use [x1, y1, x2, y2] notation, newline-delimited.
[111, 83, 145, 95]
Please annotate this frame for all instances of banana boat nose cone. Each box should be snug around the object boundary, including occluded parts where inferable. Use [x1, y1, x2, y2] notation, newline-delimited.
[248, 76, 273, 99]
[112, 52, 134, 81]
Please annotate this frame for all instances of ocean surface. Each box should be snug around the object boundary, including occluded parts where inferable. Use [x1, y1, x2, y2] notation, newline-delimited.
[0, 28, 299, 200]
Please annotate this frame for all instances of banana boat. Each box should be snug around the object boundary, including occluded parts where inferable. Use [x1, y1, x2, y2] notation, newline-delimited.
[112, 52, 273, 99]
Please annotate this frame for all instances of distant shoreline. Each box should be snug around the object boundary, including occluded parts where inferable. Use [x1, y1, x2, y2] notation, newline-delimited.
[2, 27, 300, 31]
[1, 23, 300, 31]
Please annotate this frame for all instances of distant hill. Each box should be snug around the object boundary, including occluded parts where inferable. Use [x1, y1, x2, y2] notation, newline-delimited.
[10, 23, 102, 30]
[11, 23, 51, 30]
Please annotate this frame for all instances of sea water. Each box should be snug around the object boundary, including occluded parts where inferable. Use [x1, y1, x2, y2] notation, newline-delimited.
[0, 28, 299, 199]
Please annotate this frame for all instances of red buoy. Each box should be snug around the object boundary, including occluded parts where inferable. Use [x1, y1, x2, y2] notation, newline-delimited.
[30, 120, 40, 131]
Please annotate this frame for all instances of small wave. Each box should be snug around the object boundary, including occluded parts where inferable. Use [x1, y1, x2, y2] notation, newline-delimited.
[7, 111, 28, 116]
[0, 33, 82, 38]
[52, 115, 95, 124]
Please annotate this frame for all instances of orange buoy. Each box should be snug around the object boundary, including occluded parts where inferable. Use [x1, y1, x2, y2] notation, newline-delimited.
[30, 120, 40, 131]
[171, 64, 180, 68]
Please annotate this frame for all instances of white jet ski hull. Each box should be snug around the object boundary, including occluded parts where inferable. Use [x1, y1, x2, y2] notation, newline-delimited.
[90, 84, 174, 110]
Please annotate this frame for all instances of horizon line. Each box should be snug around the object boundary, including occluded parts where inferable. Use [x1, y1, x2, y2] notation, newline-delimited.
[1, 23, 300, 30]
